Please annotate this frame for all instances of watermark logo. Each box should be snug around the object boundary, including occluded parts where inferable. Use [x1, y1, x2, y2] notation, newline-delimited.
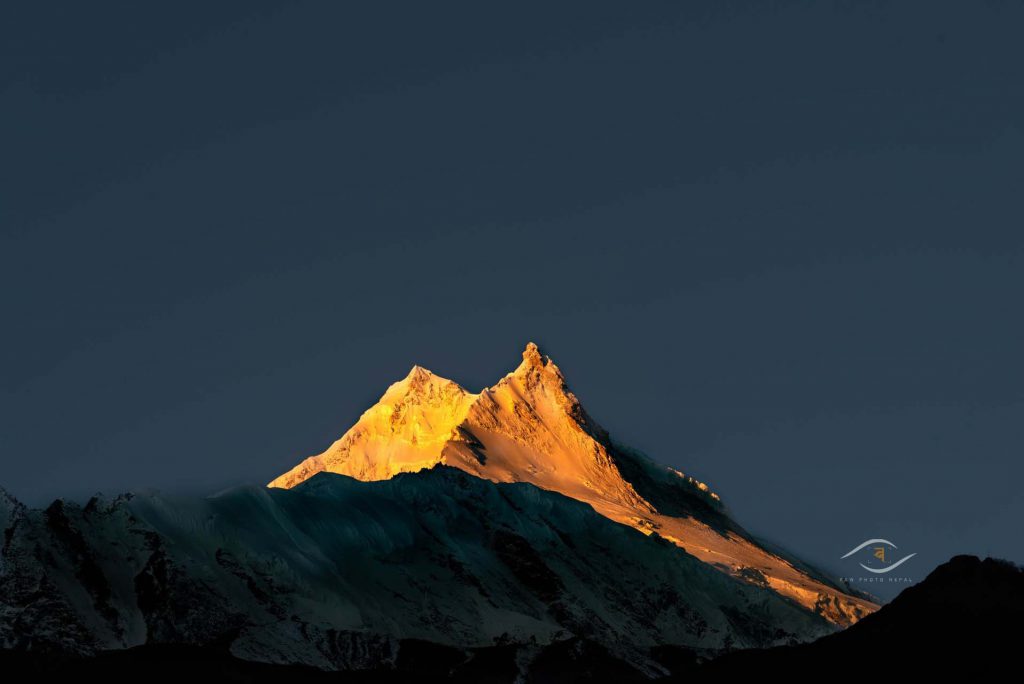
[841, 538, 916, 574]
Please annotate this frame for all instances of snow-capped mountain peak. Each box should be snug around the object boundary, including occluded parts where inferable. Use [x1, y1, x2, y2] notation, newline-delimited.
[270, 343, 876, 625]
[1, 342, 877, 677]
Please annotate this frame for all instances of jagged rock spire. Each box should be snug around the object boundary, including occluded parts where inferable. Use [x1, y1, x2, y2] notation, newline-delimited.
[522, 341, 543, 366]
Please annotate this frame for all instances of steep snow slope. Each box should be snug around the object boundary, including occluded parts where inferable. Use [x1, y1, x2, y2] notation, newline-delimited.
[0, 469, 830, 674]
[271, 343, 875, 625]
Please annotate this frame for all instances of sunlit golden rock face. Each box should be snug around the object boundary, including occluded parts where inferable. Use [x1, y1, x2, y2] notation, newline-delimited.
[267, 365, 477, 488]
[270, 342, 878, 626]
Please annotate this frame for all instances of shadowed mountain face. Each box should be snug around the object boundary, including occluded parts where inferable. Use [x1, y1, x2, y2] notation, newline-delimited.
[1, 555, 1017, 682]
[270, 344, 874, 624]
[0, 468, 832, 676]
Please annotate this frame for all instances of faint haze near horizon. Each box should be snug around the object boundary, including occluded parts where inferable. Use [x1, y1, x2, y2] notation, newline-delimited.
[2, 1, 1022, 599]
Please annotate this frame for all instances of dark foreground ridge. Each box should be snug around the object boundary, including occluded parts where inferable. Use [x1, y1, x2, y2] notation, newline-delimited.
[2, 555, 1019, 682]
[702, 554, 1023, 678]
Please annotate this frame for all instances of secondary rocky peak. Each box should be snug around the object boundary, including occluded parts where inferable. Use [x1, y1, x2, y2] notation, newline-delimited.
[0, 486, 26, 534]
[0, 485, 17, 506]
[407, 364, 432, 379]
[395, 364, 444, 389]
[0, 485, 23, 513]
[383, 365, 471, 404]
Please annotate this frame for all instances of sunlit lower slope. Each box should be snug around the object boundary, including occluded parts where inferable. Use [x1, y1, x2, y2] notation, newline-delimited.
[270, 343, 875, 625]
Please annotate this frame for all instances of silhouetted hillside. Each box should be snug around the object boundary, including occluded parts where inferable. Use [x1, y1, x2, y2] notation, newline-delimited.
[703, 555, 1022, 677]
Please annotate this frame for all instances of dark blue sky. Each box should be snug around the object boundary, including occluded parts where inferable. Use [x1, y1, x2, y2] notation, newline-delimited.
[2, 1, 1022, 598]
